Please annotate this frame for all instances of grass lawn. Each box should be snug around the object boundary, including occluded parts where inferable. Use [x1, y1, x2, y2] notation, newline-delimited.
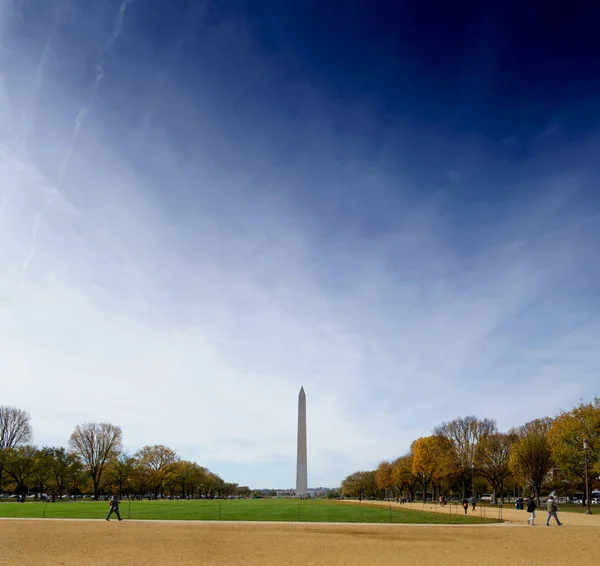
[0, 498, 500, 524]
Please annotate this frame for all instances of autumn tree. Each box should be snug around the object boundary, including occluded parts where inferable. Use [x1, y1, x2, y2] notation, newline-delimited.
[548, 398, 600, 502]
[375, 461, 395, 498]
[412, 436, 457, 500]
[69, 423, 123, 499]
[135, 445, 179, 497]
[509, 418, 553, 504]
[0, 406, 33, 488]
[434, 416, 497, 498]
[475, 433, 515, 503]
[391, 455, 419, 501]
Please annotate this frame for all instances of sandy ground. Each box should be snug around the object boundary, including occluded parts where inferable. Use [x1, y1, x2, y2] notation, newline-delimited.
[1, 517, 599, 565]
[356, 499, 600, 527]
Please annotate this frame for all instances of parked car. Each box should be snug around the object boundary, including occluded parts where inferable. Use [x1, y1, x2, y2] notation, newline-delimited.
[480, 494, 493, 501]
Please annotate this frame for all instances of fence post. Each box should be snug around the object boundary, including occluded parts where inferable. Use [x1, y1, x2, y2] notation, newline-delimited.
[129, 498, 131, 520]
[389, 502, 392, 523]
[297, 500, 301, 522]
[219, 500, 222, 520]
[43, 500, 48, 519]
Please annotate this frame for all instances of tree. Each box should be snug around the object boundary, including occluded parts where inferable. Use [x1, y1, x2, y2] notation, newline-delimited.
[434, 416, 497, 498]
[412, 436, 457, 500]
[340, 471, 380, 500]
[375, 461, 395, 498]
[134, 445, 179, 497]
[237, 485, 251, 498]
[0, 406, 33, 489]
[107, 454, 135, 496]
[69, 423, 123, 499]
[548, 398, 600, 503]
[509, 418, 553, 504]
[46, 447, 79, 497]
[31, 448, 54, 496]
[475, 433, 515, 503]
[4, 445, 39, 494]
[391, 455, 419, 501]
[170, 461, 206, 499]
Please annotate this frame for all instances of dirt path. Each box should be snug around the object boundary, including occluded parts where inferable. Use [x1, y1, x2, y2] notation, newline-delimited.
[1, 519, 598, 565]
[350, 499, 600, 527]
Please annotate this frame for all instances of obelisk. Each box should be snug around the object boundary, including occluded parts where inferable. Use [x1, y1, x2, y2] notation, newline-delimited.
[296, 386, 308, 497]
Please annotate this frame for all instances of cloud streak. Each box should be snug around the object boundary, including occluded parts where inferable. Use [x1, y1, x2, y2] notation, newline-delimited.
[12, 210, 44, 304]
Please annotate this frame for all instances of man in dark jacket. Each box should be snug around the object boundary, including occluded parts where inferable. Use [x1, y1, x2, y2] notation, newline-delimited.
[106, 494, 123, 521]
[526, 497, 537, 525]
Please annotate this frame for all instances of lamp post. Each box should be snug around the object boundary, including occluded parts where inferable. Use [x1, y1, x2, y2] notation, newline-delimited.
[583, 439, 592, 515]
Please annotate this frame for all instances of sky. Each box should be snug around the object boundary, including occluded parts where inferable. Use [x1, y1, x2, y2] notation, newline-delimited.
[1, 0, 599, 489]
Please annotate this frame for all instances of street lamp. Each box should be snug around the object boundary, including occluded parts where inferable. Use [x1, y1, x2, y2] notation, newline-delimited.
[583, 439, 592, 515]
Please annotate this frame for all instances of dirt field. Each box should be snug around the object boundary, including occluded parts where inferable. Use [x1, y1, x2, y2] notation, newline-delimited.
[359, 499, 600, 527]
[1, 518, 598, 565]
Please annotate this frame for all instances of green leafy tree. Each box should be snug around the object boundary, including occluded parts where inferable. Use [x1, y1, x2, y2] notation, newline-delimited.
[4, 445, 39, 494]
[46, 447, 79, 497]
[134, 445, 179, 497]
[0, 407, 33, 491]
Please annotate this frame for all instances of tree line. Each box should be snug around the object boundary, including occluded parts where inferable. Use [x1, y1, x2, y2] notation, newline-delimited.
[340, 398, 600, 505]
[0, 407, 250, 500]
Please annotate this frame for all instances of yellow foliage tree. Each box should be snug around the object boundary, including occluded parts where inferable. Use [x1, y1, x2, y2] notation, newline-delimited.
[548, 398, 600, 500]
[509, 418, 553, 503]
[412, 436, 457, 500]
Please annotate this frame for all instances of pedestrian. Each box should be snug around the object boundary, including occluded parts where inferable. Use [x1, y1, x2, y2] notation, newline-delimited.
[526, 497, 537, 525]
[471, 496, 477, 511]
[106, 493, 123, 521]
[545, 496, 562, 526]
[462, 497, 468, 514]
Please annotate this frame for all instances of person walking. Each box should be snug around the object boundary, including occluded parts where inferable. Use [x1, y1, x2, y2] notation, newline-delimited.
[545, 496, 562, 526]
[471, 496, 477, 511]
[462, 497, 468, 514]
[526, 497, 537, 525]
[106, 494, 123, 521]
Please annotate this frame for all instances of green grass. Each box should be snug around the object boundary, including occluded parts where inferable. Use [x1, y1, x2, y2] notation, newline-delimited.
[0, 498, 500, 524]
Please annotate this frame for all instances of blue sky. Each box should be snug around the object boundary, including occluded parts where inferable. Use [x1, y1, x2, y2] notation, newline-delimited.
[1, 0, 599, 489]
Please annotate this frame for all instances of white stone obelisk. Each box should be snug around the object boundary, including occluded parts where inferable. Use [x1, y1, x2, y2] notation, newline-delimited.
[296, 386, 308, 497]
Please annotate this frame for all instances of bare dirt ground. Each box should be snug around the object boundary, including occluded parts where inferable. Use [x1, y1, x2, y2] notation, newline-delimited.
[1, 518, 599, 565]
[360, 499, 600, 527]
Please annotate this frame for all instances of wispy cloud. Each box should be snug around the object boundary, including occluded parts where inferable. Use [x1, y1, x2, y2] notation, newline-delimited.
[0, 2, 599, 489]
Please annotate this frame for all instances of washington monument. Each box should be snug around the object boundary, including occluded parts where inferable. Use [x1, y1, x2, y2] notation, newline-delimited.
[296, 386, 307, 497]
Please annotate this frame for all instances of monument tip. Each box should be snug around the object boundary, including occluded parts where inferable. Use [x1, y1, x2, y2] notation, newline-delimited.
[300, 386, 305, 394]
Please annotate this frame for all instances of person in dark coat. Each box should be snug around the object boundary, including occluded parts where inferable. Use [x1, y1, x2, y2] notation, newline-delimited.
[526, 497, 537, 525]
[106, 494, 123, 521]
[462, 497, 468, 514]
